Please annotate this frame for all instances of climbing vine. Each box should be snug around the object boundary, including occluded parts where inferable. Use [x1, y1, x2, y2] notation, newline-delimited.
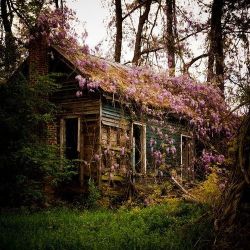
[27, 7, 238, 175]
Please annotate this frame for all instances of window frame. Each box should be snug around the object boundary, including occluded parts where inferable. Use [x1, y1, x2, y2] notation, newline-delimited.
[60, 116, 81, 158]
[131, 122, 147, 174]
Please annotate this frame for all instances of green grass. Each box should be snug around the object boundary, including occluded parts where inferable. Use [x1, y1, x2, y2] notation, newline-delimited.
[0, 200, 213, 250]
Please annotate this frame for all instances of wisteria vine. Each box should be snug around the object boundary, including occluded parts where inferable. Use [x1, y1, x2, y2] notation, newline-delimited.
[30, 7, 238, 174]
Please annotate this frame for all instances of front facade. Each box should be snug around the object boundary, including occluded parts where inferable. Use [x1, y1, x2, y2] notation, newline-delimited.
[28, 41, 195, 190]
[51, 91, 195, 189]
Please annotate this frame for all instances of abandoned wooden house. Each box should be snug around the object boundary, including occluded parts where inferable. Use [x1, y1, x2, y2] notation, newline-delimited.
[15, 37, 196, 190]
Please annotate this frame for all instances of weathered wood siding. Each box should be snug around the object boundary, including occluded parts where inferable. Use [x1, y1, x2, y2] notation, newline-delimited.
[100, 100, 131, 181]
[49, 49, 195, 185]
[52, 77, 102, 186]
[100, 100, 195, 182]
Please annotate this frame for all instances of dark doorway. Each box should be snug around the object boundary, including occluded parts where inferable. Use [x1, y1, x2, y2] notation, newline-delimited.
[65, 118, 78, 160]
[133, 124, 142, 173]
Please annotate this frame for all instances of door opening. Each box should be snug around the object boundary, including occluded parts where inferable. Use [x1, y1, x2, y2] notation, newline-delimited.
[181, 135, 194, 180]
[65, 118, 79, 160]
[132, 123, 146, 174]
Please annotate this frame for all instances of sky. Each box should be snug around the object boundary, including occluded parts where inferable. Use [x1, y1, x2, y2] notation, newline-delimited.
[64, 0, 209, 82]
[61, 1, 241, 109]
[66, 0, 108, 48]
[65, 0, 207, 71]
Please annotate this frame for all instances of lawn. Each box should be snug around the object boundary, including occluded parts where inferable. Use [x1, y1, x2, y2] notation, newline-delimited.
[0, 200, 213, 250]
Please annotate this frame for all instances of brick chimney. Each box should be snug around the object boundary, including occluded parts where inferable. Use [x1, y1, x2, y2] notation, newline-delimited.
[28, 34, 49, 84]
[28, 34, 57, 146]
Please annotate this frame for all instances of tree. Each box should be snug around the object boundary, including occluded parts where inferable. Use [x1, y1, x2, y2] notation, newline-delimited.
[112, 0, 150, 63]
[207, 0, 224, 92]
[108, 0, 209, 74]
[53, 0, 64, 9]
[215, 86, 250, 249]
[132, 0, 152, 65]
[0, 0, 18, 77]
[165, 0, 175, 75]
[0, 74, 76, 207]
[0, 4, 78, 206]
[0, 0, 63, 81]
[114, 0, 123, 62]
[108, 0, 248, 97]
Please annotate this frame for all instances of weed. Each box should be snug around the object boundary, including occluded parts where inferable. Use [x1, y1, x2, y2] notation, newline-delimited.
[0, 200, 213, 250]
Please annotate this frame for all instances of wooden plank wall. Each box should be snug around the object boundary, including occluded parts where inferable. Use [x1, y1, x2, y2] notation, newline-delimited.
[51, 77, 195, 186]
[101, 101, 131, 181]
[53, 81, 102, 186]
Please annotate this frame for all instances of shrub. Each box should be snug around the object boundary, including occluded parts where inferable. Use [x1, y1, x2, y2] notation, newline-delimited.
[0, 74, 76, 207]
[85, 178, 101, 209]
[191, 171, 221, 206]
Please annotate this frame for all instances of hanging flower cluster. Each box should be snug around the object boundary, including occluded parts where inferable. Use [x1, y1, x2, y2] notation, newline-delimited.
[200, 150, 225, 172]
[28, 7, 89, 57]
[75, 75, 101, 95]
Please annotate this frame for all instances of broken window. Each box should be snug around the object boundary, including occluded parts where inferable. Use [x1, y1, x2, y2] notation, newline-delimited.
[132, 123, 146, 174]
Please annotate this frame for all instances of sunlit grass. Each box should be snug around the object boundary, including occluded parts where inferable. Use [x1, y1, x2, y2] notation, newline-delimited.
[0, 201, 213, 250]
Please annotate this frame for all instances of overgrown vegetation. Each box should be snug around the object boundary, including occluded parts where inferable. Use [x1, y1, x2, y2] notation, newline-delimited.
[191, 171, 222, 207]
[214, 86, 250, 249]
[0, 75, 77, 207]
[0, 200, 213, 250]
[73, 178, 101, 209]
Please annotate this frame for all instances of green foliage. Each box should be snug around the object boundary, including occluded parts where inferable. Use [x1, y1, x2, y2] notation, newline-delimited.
[0, 201, 213, 250]
[18, 144, 76, 186]
[86, 178, 101, 209]
[74, 179, 101, 209]
[0, 74, 76, 207]
[191, 172, 221, 206]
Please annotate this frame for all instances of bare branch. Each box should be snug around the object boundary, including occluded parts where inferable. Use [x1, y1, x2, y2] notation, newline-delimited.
[184, 53, 209, 72]
[122, 2, 144, 20]
[141, 46, 164, 55]
[178, 27, 208, 43]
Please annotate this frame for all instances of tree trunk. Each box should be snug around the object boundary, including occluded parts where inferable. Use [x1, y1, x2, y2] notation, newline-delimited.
[1, 0, 17, 75]
[207, 0, 224, 94]
[114, 0, 123, 62]
[132, 0, 152, 65]
[166, 0, 175, 76]
[215, 111, 250, 249]
[53, 0, 64, 9]
[54, 0, 59, 8]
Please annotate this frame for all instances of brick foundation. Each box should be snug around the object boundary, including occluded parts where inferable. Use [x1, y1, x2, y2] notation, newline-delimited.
[47, 121, 58, 145]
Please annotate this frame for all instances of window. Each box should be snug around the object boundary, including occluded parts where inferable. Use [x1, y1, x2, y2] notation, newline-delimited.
[132, 122, 146, 174]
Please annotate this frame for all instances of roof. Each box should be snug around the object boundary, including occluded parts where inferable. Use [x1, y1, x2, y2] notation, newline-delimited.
[54, 46, 223, 117]
[51, 44, 231, 136]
